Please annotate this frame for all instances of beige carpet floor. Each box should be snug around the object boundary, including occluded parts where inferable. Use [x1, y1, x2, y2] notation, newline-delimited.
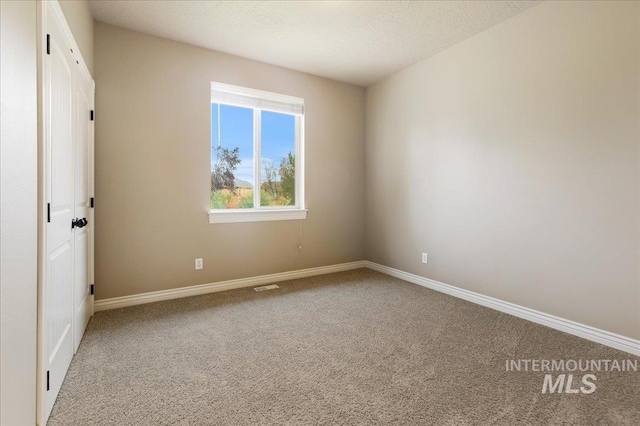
[48, 269, 639, 425]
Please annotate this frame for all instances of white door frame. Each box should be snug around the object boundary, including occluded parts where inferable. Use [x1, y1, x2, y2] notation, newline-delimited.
[37, 1, 95, 424]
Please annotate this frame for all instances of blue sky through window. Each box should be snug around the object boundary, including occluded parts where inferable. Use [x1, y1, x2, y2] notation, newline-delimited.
[211, 103, 295, 184]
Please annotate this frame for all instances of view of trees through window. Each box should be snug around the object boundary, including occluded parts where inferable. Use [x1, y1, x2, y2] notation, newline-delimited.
[211, 104, 297, 209]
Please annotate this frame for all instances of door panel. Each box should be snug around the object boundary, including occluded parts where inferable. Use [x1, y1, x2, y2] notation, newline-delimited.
[74, 229, 90, 351]
[73, 72, 92, 351]
[44, 7, 75, 419]
[48, 244, 72, 365]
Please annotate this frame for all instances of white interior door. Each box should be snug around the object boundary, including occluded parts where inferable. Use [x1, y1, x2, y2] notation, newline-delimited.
[43, 8, 76, 418]
[73, 70, 94, 352]
[42, 1, 95, 418]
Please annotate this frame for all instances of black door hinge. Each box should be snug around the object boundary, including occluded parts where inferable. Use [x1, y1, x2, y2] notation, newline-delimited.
[90, 110, 94, 121]
[90, 284, 95, 295]
[90, 197, 94, 208]
[46, 371, 50, 391]
[46, 34, 50, 55]
[47, 203, 51, 223]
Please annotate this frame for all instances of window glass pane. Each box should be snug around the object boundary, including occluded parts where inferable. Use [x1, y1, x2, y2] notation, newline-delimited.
[211, 103, 254, 209]
[260, 111, 296, 207]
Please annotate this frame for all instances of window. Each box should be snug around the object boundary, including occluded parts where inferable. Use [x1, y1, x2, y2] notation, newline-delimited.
[208, 82, 306, 224]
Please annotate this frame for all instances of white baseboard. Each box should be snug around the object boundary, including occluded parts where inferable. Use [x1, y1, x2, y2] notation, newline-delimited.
[94, 261, 367, 312]
[94, 259, 639, 356]
[364, 261, 640, 356]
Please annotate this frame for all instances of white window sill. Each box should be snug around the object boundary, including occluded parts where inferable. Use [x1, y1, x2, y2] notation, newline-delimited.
[208, 209, 308, 224]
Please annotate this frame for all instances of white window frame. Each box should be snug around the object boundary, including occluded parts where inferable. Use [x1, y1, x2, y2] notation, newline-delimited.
[208, 82, 306, 224]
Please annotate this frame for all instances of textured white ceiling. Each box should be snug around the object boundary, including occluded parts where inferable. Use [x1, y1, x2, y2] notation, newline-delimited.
[89, 0, 540, 87]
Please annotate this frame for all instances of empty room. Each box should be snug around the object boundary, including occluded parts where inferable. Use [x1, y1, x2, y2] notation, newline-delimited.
[1, 0, 639, 424]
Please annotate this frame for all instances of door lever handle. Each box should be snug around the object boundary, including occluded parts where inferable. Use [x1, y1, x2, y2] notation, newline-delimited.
[73, 218, 88, 229]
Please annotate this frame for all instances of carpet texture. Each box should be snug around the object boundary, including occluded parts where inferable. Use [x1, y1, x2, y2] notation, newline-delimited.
[48, 269, 639, 425]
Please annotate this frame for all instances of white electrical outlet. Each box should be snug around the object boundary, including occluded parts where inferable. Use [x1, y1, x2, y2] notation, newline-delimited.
[422, 253, 428, 264]
[195, 258, 203, 270]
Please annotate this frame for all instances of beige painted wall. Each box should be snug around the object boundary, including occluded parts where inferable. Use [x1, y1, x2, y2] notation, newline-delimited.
[0, 1, 38, 424]
[365, 1, 640, 339]
[59, 0, 94, 77]
[94, 23, 365, 300]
